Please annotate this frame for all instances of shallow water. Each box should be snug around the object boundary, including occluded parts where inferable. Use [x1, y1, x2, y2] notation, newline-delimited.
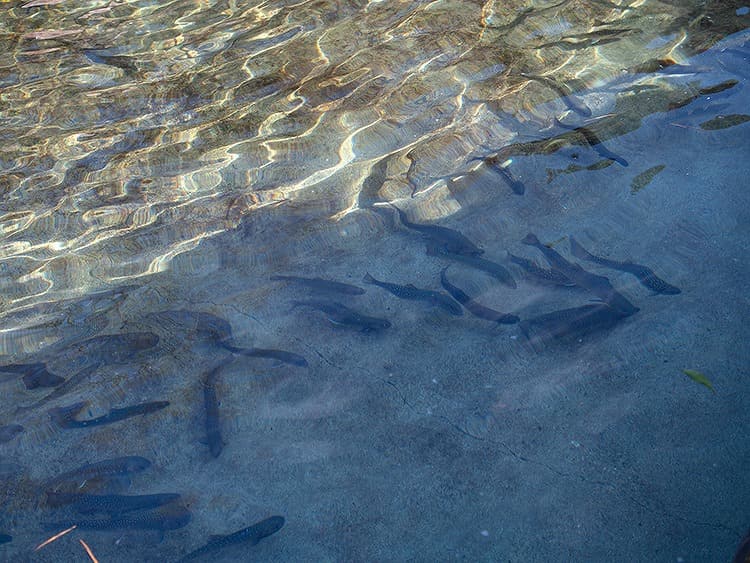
[1, 1, 750, 561]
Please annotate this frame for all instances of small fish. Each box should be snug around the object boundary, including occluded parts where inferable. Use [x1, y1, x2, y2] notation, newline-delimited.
[292, 299, 391, 332]
[47, 456, 151, 492]
[0, 363, 64, 390]
[177, 515, 285, 562]
[201, 364, 225, 458]
[554, 118, 629, 166]
[507, 253, 575, 286]
[520, 303, 628, 344]
[428, 244, 517, 289]
[631, 164, 666, 194]
[270, 275, 365, 295]
[45, 505, 192, 532]
[363, 273, 462, 316]
[220, 344, 308, 367]
[440, 269, 519, 324]
[522, 234, 639, 316]
[0, 534, 10, 544]
[682, 369, 715, 393]
[49, 400, 170, 429]
[45, 492, 181, 515]
[569, 236, 680, 295]
[0, 424, 24, 444]
[391, 205, 483, 256]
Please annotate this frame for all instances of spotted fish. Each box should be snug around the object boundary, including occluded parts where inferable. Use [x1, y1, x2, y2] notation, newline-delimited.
[177, 516, 285, 562]
[363, 273, 462, 316]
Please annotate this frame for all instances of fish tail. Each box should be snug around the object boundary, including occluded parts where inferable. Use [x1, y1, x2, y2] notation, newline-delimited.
[362, 273, 375, 284]
[568, 236, 594, 261]
[521, 233, 539, 246]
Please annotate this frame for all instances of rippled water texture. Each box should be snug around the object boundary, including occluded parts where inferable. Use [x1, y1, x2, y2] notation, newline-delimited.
[1, 0, 750, 561]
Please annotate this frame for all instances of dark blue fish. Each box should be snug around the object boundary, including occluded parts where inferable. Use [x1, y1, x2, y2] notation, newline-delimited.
[45, 505, 191, 532]
[520, 303, 628, 344]
[177, 516, 285, 561]
[47, 456, 151, 492]
[17, 363, 102, 413]
[0, 362, 64, 389]
[522, 234, 639, 316]
[292, 299, 391, 332]
[0, 424, 24, 444]
[201, 363, 225, 458]
[0, 534, 10, 544]
[391, 205, 483, 256]
[363, 273, 463, 315]
[46, 492, 181, 515]
[49, 400, 169, 429]
[69, 332, 160, 366]
[554, 118, 628, 166]
[440, 268, 519, 324]
[270, 275, 365, 295]
[569, 236, 681, 294]
[427, 244, 516, 288]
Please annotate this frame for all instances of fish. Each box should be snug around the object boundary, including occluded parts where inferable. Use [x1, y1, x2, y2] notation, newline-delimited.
[16, 362, 102, 413]
[0, 424, 24, 444]
[44, 505, 192, 532]
[363, 273, 463, 316]
[682, 369, 715, 393]
[522, 234, 639, 316]
[569, 236, 681, 295]
[520, 72, 592, 118]
[45, 492, 181, 514]
[270, 275, 365, 295]
[219, 344, 308, 367]
[68, 332, 160, 366]
[201, 363, 225, 458]
[554, 118, 629, 166]
[292, 299, 391, 332]
[391, 205, 483, 256]
[46, 456, 151, 492]
[146, 311, 233, 343]
[520, 303, 628, 343]
[0, 534, 10, 544]
[507, 253, 575, 286]
[428, 244, 517, 288]
[0, 362, 64, 389]
[440, 269, 519, 324]
[49, 400, 170, 429]
[177, 515, 285, 562]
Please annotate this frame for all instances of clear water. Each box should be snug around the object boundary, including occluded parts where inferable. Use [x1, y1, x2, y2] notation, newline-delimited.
[1, 0, 749, 561]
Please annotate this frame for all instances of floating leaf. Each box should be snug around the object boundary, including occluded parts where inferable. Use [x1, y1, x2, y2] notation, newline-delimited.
[682, 369, 715, 393]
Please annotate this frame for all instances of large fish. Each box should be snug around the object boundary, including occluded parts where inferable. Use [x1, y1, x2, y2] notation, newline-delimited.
[292, 299, 391, 332]
[177, 516, 285, 562]
[363, 273, 462, 315]
[440, 269, 519, 324]
[391, 205, 483, 256]
[521, 234, 639, 316]
[554, 118, 629, 166]
[49, 400, 170, 430]
[46, 456, 151, 492]
[44, 505, 191, 532]
[45, 492, 181, 515]
[270, 275, 365, 295]
[569, 236, 681, 295]
[0, 363, 64, 389]
[520, 303, 628, 344]
[16, 362, 102, 413]
[427, 244, 516, 288]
